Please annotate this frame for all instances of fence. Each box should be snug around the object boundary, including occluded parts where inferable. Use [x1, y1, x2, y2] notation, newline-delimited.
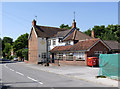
[99, 54, 120, 80]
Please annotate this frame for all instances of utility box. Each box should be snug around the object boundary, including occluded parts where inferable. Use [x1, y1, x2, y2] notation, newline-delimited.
[87, 57, 99, 67]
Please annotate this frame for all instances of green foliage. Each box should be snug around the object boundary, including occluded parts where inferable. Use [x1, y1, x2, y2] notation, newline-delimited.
[13, 33, 28, 52]
[60, 24, 72, 29]
[3, 43, 11, 54]
[84, 24, 120, 43]
[22, 49, 28, 61]
[84, 29, 91, 36]
[13, 33, 29, 59]
[60, 24, 79, 30]
[2, 37, 13, 45]
[2, 37, 13, 58]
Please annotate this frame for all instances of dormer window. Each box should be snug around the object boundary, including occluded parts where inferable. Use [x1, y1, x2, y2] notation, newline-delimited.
[66, 41, 70, 45]
[48, 40, 51, 46]
[53, 39, 56, 45]
[58, 38, 62, 43]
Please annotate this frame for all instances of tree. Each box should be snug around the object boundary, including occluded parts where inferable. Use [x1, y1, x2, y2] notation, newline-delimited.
[60, 24, 79, 30]
[84, 29, 91, 36]
[60, 24, 72, 29]
[13, 33, 28, 52]
[2, 37, 13, 45]
[13, 33, 29, 58]
[22, 49, 28, 61]
[2, 37, 13, 58]
[84, 24, 120, 43]
[3, 43, 11, 59]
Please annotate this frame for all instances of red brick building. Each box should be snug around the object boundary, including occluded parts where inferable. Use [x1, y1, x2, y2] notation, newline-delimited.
[28, 19, 111, 65]
[50, 38, 111, 66]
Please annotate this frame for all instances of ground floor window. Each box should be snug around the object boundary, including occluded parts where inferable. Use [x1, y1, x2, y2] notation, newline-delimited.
[41, 53, 46, 59]
[75, 52, 85, 61]
[57, 53, 63, 60]
[66, 53, 73, 61]
[94, 51, 103, 55]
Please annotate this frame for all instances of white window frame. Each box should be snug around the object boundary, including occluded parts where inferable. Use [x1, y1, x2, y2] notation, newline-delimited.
[41, 53, 46, 59]
[94, 51, 103, 55]
[53, 39, 56, 45]
[76, 52, 85, 61]
[104, 51, 107, 54]
[57, 53, 63, 60]
[48, 40, 51, 46]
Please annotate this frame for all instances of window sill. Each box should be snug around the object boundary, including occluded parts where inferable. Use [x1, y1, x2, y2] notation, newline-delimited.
[76, 60, 85, 61]
[66, 60, 74, 61]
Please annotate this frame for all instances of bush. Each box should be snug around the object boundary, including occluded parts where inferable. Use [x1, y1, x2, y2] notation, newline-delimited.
[9, 56, 13, 60]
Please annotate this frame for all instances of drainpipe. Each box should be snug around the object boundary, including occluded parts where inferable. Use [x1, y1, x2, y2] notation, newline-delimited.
[46, 37, 49, 66]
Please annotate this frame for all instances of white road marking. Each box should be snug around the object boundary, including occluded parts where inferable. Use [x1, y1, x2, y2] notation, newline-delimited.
[9, 69, 14, 72]
[27, 76, 38, 82]
[27, 76, 43, 84]
[4, 64, 8, 68]
[4, 64, 43, 85]
[38, 82, 43, 84]
[16, 71, 24, 76]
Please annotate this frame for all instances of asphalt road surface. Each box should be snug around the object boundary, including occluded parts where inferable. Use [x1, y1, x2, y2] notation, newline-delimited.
[1, 60, 112, 88]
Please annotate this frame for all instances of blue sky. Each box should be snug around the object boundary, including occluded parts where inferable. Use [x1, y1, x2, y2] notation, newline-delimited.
[2, 2, 118, 41]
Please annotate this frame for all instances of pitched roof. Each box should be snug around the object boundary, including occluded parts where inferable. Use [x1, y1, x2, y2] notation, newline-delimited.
[50, 45, 73, 52]
[63, 29, 92, 41]
[55, 29, 71, 37]
[103, 40, 120, 50]
[34, 25, 69, 38]
[50, 38, 100, 52]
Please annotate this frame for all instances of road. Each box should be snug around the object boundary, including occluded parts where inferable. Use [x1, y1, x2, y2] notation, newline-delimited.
[1, 60, 112, 88]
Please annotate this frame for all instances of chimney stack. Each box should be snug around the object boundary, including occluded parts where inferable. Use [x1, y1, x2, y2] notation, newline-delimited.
[72, 19, 76, 29]
[91, 30, 95, 38]
[32, 19, 36, 26]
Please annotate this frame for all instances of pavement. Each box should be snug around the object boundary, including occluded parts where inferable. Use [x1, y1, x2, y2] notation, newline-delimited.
[23, 62, 119, 87]
[1, 61, 112, 87]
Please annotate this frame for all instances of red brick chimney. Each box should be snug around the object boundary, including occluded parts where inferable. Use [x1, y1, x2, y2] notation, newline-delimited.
[32, 19, 36, 26]
[91, 30, 95, 38]
[72, 19, 76, 29]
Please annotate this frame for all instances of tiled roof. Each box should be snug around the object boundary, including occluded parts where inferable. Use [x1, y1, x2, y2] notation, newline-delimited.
[50, 38, 100, 52]
[34, 25, 69, 38]
[55, 29, 71, 37]
[103, 40, 120, 50]
[50, 45, 73, 52]
[63, 29, 92, 41]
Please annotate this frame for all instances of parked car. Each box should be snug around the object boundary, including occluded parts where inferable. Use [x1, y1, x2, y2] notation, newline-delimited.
[13, 57, 18, 61]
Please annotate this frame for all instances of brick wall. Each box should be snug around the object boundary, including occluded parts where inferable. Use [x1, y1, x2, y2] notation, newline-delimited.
[28, 28, 38, 64]
[54, 60, 86, 66]
[87, 41, 109, 57]
[51, 41, 109, 66]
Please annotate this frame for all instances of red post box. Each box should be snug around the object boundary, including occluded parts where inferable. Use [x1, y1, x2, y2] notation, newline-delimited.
[87, 57, 99, 67]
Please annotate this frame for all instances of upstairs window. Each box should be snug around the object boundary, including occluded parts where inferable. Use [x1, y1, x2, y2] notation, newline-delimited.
[53, 39, 56, 45]
[65, 41, 70, 45]
[48, 40, 51, 46]
[58, 38, 62, 43]
[94, 51, 103, 55]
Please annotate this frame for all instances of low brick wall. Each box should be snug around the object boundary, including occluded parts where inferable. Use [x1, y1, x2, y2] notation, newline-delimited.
[54, 60, 86, 66]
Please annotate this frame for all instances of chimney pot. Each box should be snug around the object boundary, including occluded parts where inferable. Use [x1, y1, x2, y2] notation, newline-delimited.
[91, 30, 95, 38]
[32, 19, 36, 26]
[72, 19, 76, 29]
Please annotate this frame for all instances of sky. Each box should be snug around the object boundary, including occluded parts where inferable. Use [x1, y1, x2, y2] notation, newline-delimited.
[1, 2, 118, 41]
